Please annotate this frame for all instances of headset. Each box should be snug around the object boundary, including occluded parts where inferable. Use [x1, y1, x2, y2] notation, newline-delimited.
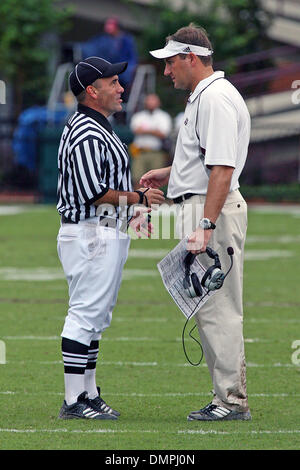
[183, 247, 227, 298]
[181, 246, 234, 366]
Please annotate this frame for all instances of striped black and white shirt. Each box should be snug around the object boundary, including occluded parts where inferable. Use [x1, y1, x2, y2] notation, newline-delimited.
[56, 103, 133, 223]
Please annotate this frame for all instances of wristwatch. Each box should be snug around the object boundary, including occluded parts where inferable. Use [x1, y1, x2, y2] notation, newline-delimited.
[199, 218, 216, 230]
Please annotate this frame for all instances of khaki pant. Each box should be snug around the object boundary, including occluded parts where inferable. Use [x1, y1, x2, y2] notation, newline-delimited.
[175, 190, 249, 412]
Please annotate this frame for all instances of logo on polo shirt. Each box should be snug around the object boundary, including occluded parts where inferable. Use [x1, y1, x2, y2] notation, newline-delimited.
[184, 118, 188, 125]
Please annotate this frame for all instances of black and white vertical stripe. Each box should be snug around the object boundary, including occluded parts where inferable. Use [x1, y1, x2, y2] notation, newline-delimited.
[57, 107, 132, 223]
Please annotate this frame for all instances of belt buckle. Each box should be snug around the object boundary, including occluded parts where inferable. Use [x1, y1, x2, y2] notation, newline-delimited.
[181, 193, 191, 203]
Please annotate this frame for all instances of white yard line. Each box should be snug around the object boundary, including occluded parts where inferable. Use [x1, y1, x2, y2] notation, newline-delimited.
[248, 204, 300, 215]
[1, 357, 296, 368]
[178, 429, 300, 436]
[113, 318, 168, 323]
[246, 235, 300, 244]
[244, 250, 293, 260]
[0, 206, 28, 216]
[0, 267, 159, 282]
[1, 203, 300, 216]
[1, 335, 270, 343]
[0, 427, 299, 436]
[0, 246, 296, 281]
[1, 391, 299, 398]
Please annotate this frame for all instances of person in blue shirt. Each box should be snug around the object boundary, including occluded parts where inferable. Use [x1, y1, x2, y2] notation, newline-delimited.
[80, 17, 138, 101]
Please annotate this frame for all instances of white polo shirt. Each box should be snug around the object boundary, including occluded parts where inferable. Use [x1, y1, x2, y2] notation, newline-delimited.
[167, 71, 251, 199]
[130, 108, 172, 151]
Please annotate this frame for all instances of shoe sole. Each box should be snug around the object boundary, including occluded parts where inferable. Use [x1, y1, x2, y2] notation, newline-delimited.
[187, 412, 252, 421]
[58, 407, 118, 420]
[58, 413, 118, 420]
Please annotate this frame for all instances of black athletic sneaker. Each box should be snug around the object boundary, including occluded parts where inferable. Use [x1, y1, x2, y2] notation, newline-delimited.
[58, 391, 118, 420]
[89, 386, 120, 417]
[187, 402, 252, 421]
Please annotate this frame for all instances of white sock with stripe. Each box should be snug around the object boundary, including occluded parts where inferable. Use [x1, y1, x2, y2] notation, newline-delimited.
[61, 337, 88, 405]
[84, 340, 99, 400]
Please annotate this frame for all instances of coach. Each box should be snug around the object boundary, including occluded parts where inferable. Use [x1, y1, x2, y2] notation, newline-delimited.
[140, 24, 251, 421]
[56, 56, 165, 420]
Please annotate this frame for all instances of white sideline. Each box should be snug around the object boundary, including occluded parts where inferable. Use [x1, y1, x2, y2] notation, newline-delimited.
[0, 428, 299, 436]
[0, 335, 276, 342]
[178, 429, 300, 436]
[1, 359, 297, 368]
[1, 391, 300, 398]
[0, 247, 296, 281]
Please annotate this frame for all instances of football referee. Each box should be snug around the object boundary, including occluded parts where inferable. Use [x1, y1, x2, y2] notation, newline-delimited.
[56, 56, 165, 420]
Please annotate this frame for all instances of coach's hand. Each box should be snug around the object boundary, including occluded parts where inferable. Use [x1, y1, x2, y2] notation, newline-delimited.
[187, 227, 212, 254]
[139, 167, 171, 189]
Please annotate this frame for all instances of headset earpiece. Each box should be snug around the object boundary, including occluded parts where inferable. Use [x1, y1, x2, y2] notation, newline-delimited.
[201, 266, 225, 290]
[183, 247, 225, 297]
[183, 254, 203, 298]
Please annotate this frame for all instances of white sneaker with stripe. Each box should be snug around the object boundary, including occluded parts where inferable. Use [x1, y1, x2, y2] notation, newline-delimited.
[188, 402, 251, 421]
[58, 391, 118, 420]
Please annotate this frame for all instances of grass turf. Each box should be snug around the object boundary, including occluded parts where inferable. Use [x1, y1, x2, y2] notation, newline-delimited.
[0, 204, 299, 450]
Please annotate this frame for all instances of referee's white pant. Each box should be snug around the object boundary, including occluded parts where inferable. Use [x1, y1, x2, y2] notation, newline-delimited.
[176, 189, 249, 412]
[57, 218, 130, 346]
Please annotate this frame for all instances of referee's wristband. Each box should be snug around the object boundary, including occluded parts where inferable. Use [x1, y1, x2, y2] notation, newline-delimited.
[134, 189, 150, 207]
[134, 190, 144, 205]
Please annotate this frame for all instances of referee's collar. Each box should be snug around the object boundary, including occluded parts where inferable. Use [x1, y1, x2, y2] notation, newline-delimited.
[77, 104, 113, 134]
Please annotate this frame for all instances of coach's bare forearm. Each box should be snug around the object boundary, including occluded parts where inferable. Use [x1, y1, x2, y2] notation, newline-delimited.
[204, 165, 234, 223]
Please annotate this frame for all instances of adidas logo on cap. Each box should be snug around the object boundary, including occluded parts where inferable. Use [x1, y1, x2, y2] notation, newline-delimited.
[183, 46, 191, 52]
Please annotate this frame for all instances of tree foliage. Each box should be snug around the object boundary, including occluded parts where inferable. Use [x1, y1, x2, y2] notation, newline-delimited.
[138, 0, 273, 115]
[140, 0, 272, 62]
[0, 0, 71, 114]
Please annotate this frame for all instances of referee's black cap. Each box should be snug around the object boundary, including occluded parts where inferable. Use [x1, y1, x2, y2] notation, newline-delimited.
[69, 56, 128, 96]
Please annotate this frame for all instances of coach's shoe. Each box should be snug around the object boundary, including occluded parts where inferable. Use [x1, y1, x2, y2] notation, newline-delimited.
[89, 386, 120, 417]
[58, 391, 118, 420]
[187, 402, 252, 421]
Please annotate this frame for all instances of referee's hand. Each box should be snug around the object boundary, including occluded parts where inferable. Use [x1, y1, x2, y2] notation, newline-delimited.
[137, 188, 165, 206]
[129, 206, 153, 239]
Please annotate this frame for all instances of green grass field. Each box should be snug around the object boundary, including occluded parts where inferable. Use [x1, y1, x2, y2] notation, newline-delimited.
[0, 203, 300, 450]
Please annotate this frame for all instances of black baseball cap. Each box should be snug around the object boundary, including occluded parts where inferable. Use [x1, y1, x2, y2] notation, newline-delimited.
[69, 56, 128, 96]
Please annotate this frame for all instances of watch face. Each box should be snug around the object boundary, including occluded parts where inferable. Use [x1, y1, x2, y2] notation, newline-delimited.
[201, 218, 210, 229]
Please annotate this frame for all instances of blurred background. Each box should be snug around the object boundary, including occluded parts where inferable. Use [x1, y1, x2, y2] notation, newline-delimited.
[0, 0, 299, 204]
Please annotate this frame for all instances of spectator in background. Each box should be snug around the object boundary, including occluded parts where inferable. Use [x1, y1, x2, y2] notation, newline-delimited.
[10, 100, 70, 190]
[80, 17, 138, 101]
[129, 93, 172, 188]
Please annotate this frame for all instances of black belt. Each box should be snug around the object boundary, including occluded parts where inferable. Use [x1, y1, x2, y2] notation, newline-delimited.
[173, 193, 198, 204]
[61, 214, 124, 228]
[61, 214, 77, 224]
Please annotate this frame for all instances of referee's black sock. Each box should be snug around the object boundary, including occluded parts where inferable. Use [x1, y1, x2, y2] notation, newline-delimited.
[61, 337, 88, 405]
[85, 340, 99, 400]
